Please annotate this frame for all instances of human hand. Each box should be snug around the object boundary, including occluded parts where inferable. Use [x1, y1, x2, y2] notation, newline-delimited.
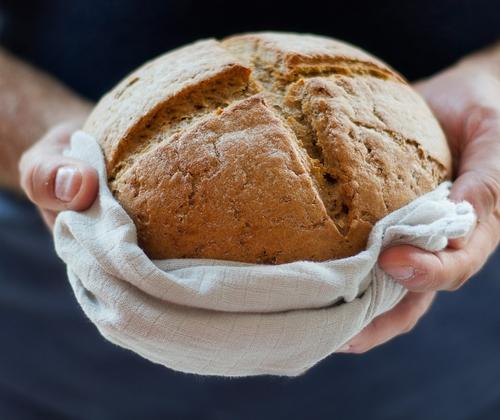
[339, 64, 500, 353]
[19, 120, 99, 230]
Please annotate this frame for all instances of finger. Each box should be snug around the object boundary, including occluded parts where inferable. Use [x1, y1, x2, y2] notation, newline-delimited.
[447, 228, 473, 250]
[338, 291, 436, 353]
[19, 123, 99, 213]
[20, 154, 98, 212]
[451, 106, 500, 222]
[449, 170, 499, 224]
[379, 215, 498, 292]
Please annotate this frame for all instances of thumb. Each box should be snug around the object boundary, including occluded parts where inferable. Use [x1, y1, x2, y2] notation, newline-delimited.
[19, 125, 98, 212]
[449, 106, 500, 221]
[446, 106, 500, 249]
[21, 157, 98, 212]
[447, 167, 498, 250]
[450, 170, 499, 224]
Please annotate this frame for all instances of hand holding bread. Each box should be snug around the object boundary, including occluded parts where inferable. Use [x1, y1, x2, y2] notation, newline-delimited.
[346, 63, 500, 353]
[18, 33, 500, 356]
[19, 119, 97, 229]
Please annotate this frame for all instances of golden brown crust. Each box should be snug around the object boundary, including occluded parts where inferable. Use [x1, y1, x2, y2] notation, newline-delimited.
[83, 39, 252, 175]
[84, 32, 452, 264]
[114, 95, 349, 263]
[223, 32, 405, 83]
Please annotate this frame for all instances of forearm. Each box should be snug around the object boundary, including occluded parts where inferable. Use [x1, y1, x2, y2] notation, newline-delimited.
[0, 47, 92, 191]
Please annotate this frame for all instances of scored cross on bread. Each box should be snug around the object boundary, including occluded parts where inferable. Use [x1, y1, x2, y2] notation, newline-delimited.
[84, 32, 451, 264]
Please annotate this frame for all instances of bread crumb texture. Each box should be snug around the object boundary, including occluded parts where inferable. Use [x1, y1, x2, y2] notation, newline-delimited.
[84, 32, 452, 264]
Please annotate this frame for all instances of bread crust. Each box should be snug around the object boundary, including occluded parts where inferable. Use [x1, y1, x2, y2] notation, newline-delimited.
[84, 32, 452, 264]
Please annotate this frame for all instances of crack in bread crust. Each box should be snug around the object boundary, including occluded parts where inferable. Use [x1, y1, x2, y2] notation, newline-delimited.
[353, 122, 448, 181]
[89, 33, 452, 263]
[220, 40, 389, 236]
[218, 44, 347, 235]
[221, 37, 448, 239]
[109, 65, 258, 185]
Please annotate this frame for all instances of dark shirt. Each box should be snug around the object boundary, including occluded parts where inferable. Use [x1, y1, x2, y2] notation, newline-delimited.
[1, 2, 500, 420]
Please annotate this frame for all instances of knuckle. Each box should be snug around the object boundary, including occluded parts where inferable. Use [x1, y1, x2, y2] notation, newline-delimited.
[24, 160, 55, 205]
[413, 299, 429, 316]
[447, 244, 486, 291]
[472, 172, 500, 219]
[401, 307, 423, 333]
[425, 274, 443, 292]
[448, 261, 475, 291]
[18, 158, 31, 193]
[19, 159, 38, 199]
[402, 321, 416, 334]
[425, 259, 447, 291]
[401, 293, 434, 327]
[18, 148, 37, 186]
[349, 345, 369, 354]
[447, 280, 464, 292]
[27, 161, 47, 201]
[433, 249, 469, 291]
[42, 122, 77, 148]
[464, 104, 500, 140]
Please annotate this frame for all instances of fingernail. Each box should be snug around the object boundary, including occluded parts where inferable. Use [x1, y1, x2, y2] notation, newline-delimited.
[384, 266, 415, 281]
[55, 166, 82, 202]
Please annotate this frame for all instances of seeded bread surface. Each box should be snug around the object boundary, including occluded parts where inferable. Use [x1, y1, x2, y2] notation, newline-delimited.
[84, 32, 451, 264]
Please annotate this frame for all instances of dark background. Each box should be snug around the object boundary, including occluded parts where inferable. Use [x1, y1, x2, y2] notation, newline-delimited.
[1, 0, 499, 99]
[0, 1, 499, 419]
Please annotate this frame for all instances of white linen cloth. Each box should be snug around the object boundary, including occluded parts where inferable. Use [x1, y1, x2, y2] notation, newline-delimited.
[54, 131, 476, 377]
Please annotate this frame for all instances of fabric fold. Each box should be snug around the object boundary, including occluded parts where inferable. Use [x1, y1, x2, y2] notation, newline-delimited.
[54, 131, 476, 377]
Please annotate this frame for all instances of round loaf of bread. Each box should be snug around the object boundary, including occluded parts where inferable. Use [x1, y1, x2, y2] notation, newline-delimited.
[83, 32, 452, 264]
